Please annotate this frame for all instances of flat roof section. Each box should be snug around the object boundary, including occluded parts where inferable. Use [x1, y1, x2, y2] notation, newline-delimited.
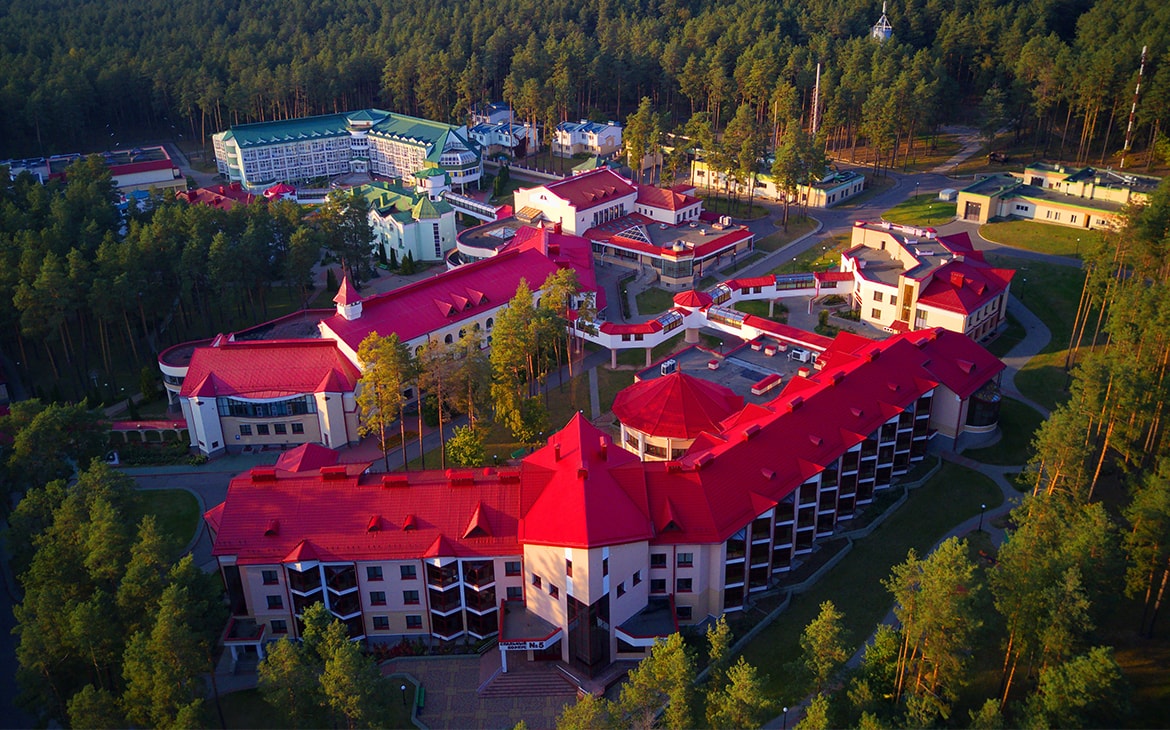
[455, 217, 522, 255]
[1013, 185, 1125, 213]
[961, 174, 1019, 196]
[618, 598, 676, 639]
[635, 339, 820, 407]
[500, 600, 559, 643]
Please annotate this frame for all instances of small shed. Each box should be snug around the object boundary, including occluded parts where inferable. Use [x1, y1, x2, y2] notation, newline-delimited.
[938, 188, 958, 202]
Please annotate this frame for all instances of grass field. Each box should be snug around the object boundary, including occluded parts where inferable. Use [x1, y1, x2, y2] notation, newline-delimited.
[881, 194, 957, 227]
[989, 253, 1089, 410]
[755, 217, 819, 252]
[963, 399, 1045, 465]
[735, 299, 787, 323]
[131, 489, 201, 561]
[738, 462, 1002, 706]
[218, 685, 415, 729]
[769, 233, 852, 276]
[980, 219, 1104, 258]
[700, 194, 770, 219]
[635, 287, 677, 315]
[986, 311, 1025, 358]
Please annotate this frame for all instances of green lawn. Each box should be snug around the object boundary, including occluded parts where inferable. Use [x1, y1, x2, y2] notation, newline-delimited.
[635, 287, 677, 315]
[738, 461, 1003, 706]
[985, 311, 1025, 358]
[836, 173, 895, 207]
[881, 194, 957, 227]
[963, 399, 1045, 466]
[980, 219, 1104, 258]
[700, 194, 770, 219]
[988, 253, 1089, 411]
[131, 489, 201, 561]
[770, 233, 852, 276]
[755, 217, 819, 252]
[218, 684, 415, 729]
[735, 299, 787, 323]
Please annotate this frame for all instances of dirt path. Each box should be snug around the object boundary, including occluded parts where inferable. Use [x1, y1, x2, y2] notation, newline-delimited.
[931, 126, 985, 174]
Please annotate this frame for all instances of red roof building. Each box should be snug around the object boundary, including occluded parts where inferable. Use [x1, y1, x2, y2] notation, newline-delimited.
[612, 371, 743, 458]
[205, 326, 1005, 676]
[177, 183, 264, 210]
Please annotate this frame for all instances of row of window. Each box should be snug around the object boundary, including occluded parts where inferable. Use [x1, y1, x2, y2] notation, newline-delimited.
[240, 422, 304, 437]
[649, 552, 694, 568]
[217, 395, 316, 418]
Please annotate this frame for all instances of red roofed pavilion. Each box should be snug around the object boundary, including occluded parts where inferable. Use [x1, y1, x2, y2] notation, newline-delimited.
[613, 371, 744, 460]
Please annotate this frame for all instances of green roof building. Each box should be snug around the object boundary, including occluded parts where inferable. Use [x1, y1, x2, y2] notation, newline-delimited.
[212, 109, 482, 192]
[357, 181, 457, 265]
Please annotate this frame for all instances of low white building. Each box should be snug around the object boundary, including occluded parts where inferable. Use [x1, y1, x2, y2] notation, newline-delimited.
[553, 120, 623, 158]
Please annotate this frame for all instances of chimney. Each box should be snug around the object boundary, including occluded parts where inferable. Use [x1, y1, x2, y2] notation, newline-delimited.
[553, 221, 562, 234]
[577, 468, 589, 479]
[950, 271, 965, 288]
[599, 437, 608, 461]
[554, 443, 561, 461]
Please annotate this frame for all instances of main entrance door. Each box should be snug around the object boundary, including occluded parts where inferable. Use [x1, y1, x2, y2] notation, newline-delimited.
[964, 201, 982, 221]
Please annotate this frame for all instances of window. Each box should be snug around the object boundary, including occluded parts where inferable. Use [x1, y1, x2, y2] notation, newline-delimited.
[400, 565, 417, 580]
[871, 308, 881, 319]
[505, 561, 521, 576]
[890, 296, 897, 306]
[651, 579, 666, 593]
[650, 553, 667, 568]
[271, 619, 288, 634]
[261, 569, 278, 585]
[677, 553, 694, 568]
[239, 424, 252, 436]
[633, 570, 642, 586]
[366, 566, 383, 581]
[873, 291, 883, 302]
[677, 578, 693, 593]
[373, 616, 389, 631]
[616, 582, 626, 597]
[292, 423, 304, 434]
[274, 423, 287, 435]
[602, 558, 608, 577]
[257, 424, 270, 436]
[532, 575, 542, 589]
[266, 595, 283, 610]
[406, 615, 423, 629]
[403, 590, 419, 605]
[566, 559, 573, 577]
[677, 606, 693, 620]
[549, 585, 559, 599]
[506, 586, 522, 600]
[369, 591, 386, 606]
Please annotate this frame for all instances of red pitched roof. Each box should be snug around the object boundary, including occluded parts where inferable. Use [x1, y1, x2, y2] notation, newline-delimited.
[917, 259, 1014, 315]
[275, 443, 340, 472]
[612, 372, 744, 439]
[333, 275, 361, 306]
[636, 185, 700, 211]
[543, 168, 637, 210]
[320, 227, 602, 350]
[673, 290, 713, 309]
[210, 466, 522, 564]
[207, 329, 1003, 560]
[179, 340, 360, 399]
[519, 414, 654, 548]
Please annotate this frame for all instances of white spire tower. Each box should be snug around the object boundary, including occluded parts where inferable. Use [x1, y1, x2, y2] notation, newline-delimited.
[872, 2, 893, 42]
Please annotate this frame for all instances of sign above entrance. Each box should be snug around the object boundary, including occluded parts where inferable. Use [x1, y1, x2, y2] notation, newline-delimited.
[499, 629, 562, 651]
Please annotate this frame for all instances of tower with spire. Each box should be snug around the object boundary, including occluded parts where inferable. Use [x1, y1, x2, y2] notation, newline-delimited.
[872, 2, 893, 42]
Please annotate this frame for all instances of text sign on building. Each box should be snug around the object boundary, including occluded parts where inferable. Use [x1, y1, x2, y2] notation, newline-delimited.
[499, 638, 555, 651]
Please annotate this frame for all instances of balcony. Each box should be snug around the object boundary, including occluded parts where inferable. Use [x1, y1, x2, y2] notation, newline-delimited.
[330, 592, 361, 619]
[429, 588, 462, 614]
[462, 561, 495, 589]
[426, 563, 459, 590]
[287, 568, 322, 594]
[464, 585, 497, 614]
[325, 565, 357, 594]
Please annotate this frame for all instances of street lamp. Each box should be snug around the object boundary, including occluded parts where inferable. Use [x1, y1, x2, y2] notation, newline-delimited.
[1076, 237, 1081, 257]
[979, 503, 986, 532]
[400, 683, 407, 706]
[718, 340, 723, 355]
[915, 181, 920, 200]
[928, 204, 933, 225]
[782, 706, 789, 730]
[791, 256, 797, 273]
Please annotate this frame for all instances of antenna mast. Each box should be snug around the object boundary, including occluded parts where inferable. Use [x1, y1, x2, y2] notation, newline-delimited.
[811, 62, 821, 137]
[1120, 45, 1147, 170]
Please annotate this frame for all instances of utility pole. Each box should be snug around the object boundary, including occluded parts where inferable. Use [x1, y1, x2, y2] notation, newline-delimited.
[1121, 45, 1147, 170]
[810, 63, 821, 138]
